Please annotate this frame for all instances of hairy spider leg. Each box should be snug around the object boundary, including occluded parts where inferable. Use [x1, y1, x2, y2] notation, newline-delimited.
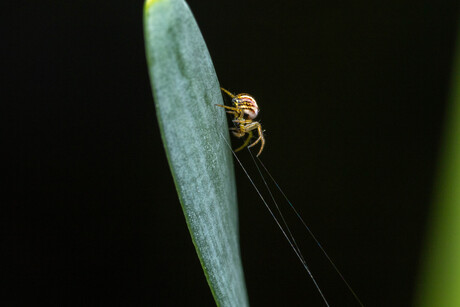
[215, 104, 244, 118]
[243, 122, 265, 157]
[234, 130, 253, 152]
[220, 87, 235, 98]
[230, 120, 264, 156]
[217, 100, 254, 119]
[215, 104, 239, 113]
[231, 118, 253, 150]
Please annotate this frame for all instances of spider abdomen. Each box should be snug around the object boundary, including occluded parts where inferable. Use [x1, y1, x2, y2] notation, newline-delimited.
[235, 94, 259, 119]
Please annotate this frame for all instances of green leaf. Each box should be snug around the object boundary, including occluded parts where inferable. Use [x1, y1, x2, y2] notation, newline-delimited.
[143, 0, 249, 306]
[415, 21, 460, 306]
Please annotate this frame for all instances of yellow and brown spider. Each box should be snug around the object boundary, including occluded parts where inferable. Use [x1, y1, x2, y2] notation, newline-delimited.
[217, 87, 265, 157]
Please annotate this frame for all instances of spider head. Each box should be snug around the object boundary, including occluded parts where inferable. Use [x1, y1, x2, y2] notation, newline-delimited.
[234, 94, 259, 119]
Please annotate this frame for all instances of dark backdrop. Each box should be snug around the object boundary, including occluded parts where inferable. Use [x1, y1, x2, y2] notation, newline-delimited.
[3, 0, 459, 306]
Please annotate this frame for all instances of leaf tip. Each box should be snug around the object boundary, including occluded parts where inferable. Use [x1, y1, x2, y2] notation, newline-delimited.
[144, 0, 165, 10]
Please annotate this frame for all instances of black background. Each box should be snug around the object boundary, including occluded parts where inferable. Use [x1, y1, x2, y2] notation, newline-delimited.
[3, 0, 459, 306]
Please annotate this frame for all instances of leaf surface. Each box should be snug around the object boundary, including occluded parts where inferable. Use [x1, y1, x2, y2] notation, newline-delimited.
[144, 0, 249, 306]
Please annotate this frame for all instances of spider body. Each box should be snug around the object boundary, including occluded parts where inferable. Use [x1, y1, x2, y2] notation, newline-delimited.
[217, 88, 265, 157]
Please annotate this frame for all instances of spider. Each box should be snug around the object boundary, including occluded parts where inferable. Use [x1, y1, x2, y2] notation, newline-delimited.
[217, 87, 265, 157]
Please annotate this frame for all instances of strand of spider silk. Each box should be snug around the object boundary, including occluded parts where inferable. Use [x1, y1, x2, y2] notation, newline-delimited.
[217, 131, 330, 307]
[246, 148, 306, 265]
[255, 157, 365, 307]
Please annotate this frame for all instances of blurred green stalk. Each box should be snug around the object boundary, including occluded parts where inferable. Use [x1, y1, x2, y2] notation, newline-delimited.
[415, 24, 460, 306]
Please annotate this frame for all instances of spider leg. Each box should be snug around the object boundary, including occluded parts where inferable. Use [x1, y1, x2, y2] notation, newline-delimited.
[216, 104, 244, 120]
[220, 87, 236, 98]
[230, 127, 245, 138]
[247, 124, 265, 157]
[216, 104, 239, 112]
[232, 119, 252, 124]
[234, 122, 265, 156]
[235, 131, 253, 152]
[237, 122, 265, 157]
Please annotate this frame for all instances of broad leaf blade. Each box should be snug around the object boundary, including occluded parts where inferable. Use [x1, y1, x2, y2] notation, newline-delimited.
[143, 0, 249, 306]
